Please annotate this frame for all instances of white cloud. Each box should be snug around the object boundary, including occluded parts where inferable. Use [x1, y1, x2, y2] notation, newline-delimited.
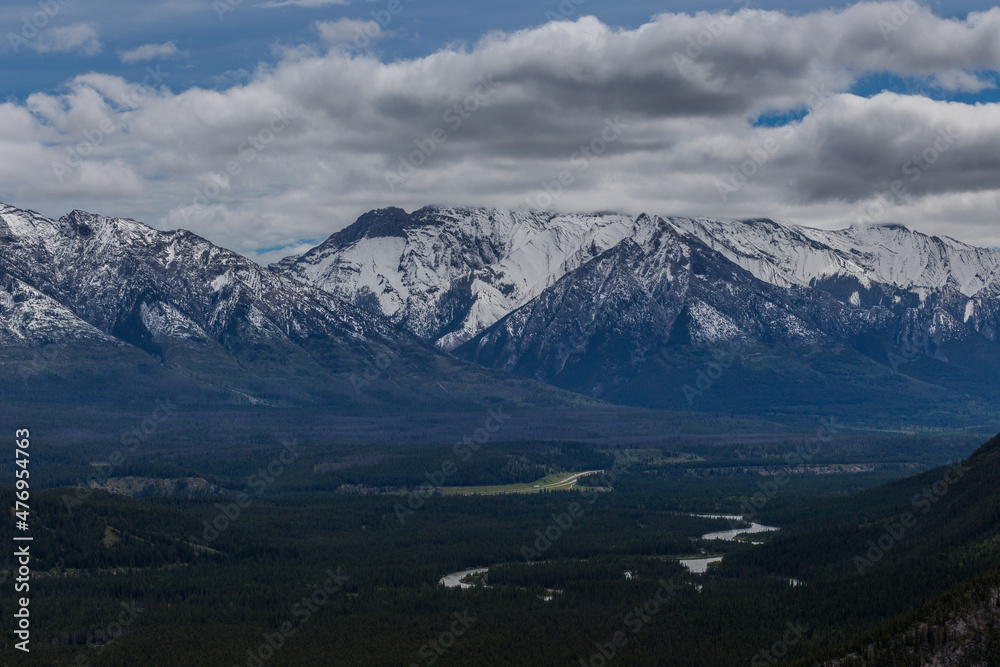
[926, 70, 997, 93]
[1, 4, 1000, 262]
[119, 41, 183, 64]
[315, 18, 385, 48]
[31, 22, 102, 56]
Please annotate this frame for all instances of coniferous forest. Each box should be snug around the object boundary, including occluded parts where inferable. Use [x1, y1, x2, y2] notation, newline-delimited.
[2, 403, 1000, 666]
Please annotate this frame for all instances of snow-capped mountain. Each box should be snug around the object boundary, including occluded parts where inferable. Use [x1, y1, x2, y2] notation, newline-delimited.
[276, 206, 1000, 415]
[277, 208, 1000, 350]
[663, 216, 1000, 347]
[0, 274, 118, 346]
[0, 202, 565, 409]
[671, 217, 1000, 300]
[274, 206, 637, 349]
[8, 198, 1000, 419]
[0, 203, 405, 356]
[453, 215, 1000, 411]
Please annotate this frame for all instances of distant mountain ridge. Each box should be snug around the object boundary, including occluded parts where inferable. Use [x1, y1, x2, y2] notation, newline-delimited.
[0, 203, 579, 410]
[276, 207, 1000, 420]
[276, 207, 1000, 348]
[5, 200, 1000, 421]
[273, 206, 637, 350]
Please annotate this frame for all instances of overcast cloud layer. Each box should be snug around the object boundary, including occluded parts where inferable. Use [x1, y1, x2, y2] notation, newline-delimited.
[2, 2, 999, 262]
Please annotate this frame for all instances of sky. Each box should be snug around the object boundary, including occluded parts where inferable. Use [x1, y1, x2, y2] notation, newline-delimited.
[0, 0, 999, 263]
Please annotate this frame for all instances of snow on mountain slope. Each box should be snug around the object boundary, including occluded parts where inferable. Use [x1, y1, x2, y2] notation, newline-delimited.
[812, 224, 1000, 297]
[457, 215, 858, 391]
[452, 213, 1000, 416]
[6, 197, 1000, 416]
[0, 274, 118, 345]
[669, 217, 870, 289]
[672, 217, 1000, 297]
[0, 201, 600, 410]
[274, 206, 637, 349]
[279, 208, 1000, 356]
[0, 203, 410, 362]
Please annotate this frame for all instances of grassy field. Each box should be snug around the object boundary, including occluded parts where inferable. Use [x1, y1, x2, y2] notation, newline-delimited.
[439, 470, 603, 495]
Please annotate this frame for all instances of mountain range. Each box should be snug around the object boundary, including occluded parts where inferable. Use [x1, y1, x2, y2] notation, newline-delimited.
[4, 201, 1000, 424]
[275, 206, 1000, 423]
[0, 203, 574, 411]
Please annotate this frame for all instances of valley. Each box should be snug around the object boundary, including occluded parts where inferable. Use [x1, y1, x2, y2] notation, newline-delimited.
[3, 425, 999, 665]
[3, 1, 999, 663]
[3, 202, 1000, 664]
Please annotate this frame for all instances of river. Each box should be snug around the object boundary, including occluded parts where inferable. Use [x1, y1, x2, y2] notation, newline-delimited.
[678, 513, 780, 574]
[439, 567, 489, 589]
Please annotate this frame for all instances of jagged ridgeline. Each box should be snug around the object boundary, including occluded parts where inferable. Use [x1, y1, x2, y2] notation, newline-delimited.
[4, 202, 1000, 423]
[0, 203, 583, 412]
[275, 206, 1000, 424]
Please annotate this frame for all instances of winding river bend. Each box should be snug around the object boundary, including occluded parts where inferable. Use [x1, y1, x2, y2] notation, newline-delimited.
[439, 567, 489, 589]
[679, 514, 780, 574]
[689, 513, 779, 542]
[440, 514, 782, 585]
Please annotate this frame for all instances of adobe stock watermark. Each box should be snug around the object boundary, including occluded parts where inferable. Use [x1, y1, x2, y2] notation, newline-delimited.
[853, 459, 969, 575]
[19, 342, 61, 385]
[577, 578, 682, 667]
[350, 340, 401, 395]
[189, 440, 304, 548]
[544, 0, 587, 22]
[854, 125, 959, 224]
[179, 107, 297, 224]
[521, 453, 635, 562]
[878, 0, 932, 40]
[679, 344, 745, 406]
[553, 319, 590, 361]
[888, 329, 936, 372]
[234, 567, 349, 667]
[408, 610, 477, 667]
[716, 84, 833, 202]
[738, 417, 838, 521]
[384, 75, 501, 192]
[393, 407, 510, 523]
[52, 66, 169, 183]
[214, 0, 245, 21]
[6, 0, 73, 54]
[672, 0, 752, 77]
[62, 399, 177, 513]
[335, 0, 415, 55]
[60, 601, 145, 667]
[523, 116, 630, 210]
[750, 621, 810, 667]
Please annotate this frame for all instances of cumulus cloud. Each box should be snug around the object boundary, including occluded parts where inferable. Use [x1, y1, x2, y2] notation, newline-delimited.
[119, 41, 183, 64]
[30, 22, 102, 56]
[2, 3, 1000, 261]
